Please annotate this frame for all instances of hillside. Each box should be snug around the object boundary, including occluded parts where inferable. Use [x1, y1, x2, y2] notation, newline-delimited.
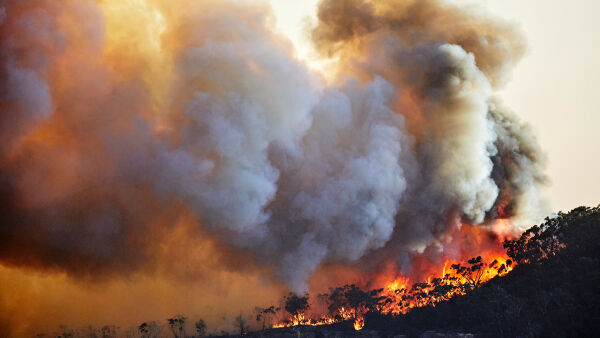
[236, 206, 600, 337]
[37, 206, 600, 338]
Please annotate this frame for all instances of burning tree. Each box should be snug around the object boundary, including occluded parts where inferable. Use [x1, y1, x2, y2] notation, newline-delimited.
[322, 284, 384, 330]
[376, 255, 515, 317]
[427, 277, 460, 304]
[504, 206, 600, 265]
[324, 285, 384, 321]
[272, 255, 515, 331]
[283, 293, 310, 324]
[449, 256, 486, 288]
[504, 219, 566, 265]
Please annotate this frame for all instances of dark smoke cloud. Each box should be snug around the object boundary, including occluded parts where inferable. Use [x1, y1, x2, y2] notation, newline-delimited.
[312, 0, 526, 88]
[0, 0, 546, 298]
[309, 0, 547, 278]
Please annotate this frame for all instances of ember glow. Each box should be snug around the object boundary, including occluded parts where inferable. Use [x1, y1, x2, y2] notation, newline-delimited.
[0, 0, 547, 335]
[271, 221, 516, 331]
[272, 252, 514, 331]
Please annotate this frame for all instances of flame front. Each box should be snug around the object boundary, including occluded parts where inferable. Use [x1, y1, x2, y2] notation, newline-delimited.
[380, 255, 513, 315]
[353, 315, 365, 331]
[273, 250, 514, 330]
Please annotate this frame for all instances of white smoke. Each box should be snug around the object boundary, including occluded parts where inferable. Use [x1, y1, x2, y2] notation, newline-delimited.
[0, 0, 547, 294]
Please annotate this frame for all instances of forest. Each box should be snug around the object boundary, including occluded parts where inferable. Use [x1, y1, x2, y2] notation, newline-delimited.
[41, 205, 600, 337]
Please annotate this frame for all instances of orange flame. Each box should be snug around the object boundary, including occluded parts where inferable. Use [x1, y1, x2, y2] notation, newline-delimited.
[353, 315, 364, 331]
[273, 222, 517, 330]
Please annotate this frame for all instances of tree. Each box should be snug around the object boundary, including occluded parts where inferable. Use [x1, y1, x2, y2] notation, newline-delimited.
[138, 321, 161, 338]
[167, 315, 186, 338]
[449, 256, 485, 288]
[323, 284, 383, 320]
[488, 258, 512, 276]
[283, 293, 310, 323]
[234, 314, 248, 335]
[139, 323, 150, 337]
[504, 205, 600, 265]
[100, 325, 119, 338]
[195, 319, 207, 337]
[255, 306, 279, 330]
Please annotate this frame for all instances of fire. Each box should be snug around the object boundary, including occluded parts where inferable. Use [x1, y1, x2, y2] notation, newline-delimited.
[0, 0, 546, 335]
[386, 279, 407, 293]
[442, 261, 447, 278]
[272, 314, 336, 329]
[273, 253, 514, 330]
[353, 315, 365, 331]
[272, 221, 517, 331]
[380, 254, 513, 315]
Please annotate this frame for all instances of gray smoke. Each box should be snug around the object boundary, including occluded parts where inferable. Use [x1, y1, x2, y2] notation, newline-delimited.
[0, 0, 546, 293]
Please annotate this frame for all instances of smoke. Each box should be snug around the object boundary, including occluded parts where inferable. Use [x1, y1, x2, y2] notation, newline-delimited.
[0, 0, 547, 330]
[309, 0, 547, 276]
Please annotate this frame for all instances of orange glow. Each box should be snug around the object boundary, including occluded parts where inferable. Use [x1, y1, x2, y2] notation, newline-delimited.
[273, 223, 516, 330]
[1, 0, 538, 335]
[273, 253, 514, 330]
[380, 254, 514, 315]
[353, 315, 365, 331]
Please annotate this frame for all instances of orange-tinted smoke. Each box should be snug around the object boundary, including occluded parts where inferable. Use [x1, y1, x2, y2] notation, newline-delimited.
[0, 0, 548, 335]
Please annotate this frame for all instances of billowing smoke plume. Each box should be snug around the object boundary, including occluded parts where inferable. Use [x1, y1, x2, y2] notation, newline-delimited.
[308, 0, 547, 279]
[0, 0, 546, 297]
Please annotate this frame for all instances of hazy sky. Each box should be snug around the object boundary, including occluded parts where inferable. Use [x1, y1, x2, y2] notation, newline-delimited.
[269, 0, 600, 214]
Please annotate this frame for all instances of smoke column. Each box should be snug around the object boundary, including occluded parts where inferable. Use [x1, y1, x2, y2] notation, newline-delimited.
[0, 0, 546, 334]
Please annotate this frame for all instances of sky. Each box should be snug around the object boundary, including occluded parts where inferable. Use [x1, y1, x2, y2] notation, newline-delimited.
[268, 0, 600, 214]
[1, 1, 595, 336]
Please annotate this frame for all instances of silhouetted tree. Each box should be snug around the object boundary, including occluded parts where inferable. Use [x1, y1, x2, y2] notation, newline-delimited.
[323, 284, 384, 320]
[367, 205, 600, 337]
[234, 314, 248, 335]
[194, 319, 207, 337]
[488, 258, 512, 276]
[139, 322, 149, 337]
[138, 321, 160, 338]
[428, 277, 459, 304]
[167, 315, 186, 338]
[255, 306, 279, 330]
[449, 256, 485, 288]
[284, 293, 310, 322]
[100, 325, 119, 338]
[505, 205, 600, 265]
